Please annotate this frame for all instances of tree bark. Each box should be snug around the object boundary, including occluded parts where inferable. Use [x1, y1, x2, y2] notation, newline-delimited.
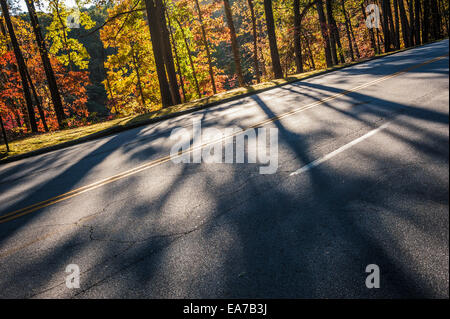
[25, 65, 48, 131]
[264, 0, 283, 79]
[293, 1, 317, 73]
[130, 46, 146, 111]
[303, 31, 316, 69]
[166, 13, 186, 103]
[175, 18, 201, 98]
[398, 0, 411, 47]
[316, 0, 333, 67]
[194, 0, 217, 93]
[381, 0, 392, 52]
[422, 0, 430, 43]
[1, 0, 38, 133]
[158, 0, 181, 105]
[24, 0, 66, 129]
[325, 0, 338, 64]
[293, 0, 303, 73]
[341, 0, 354, 61]
[430, 0, 441, 39]
[393, 0, 401, 49]
[0, 113, 9, 153]
[414, 0, 421, 45]
[408, 0, 415, 45]
[223, 0, 245, 86]
[329, 2, 345, 63]
[248, 0, 261, 82]
[144, 0, 173, 107]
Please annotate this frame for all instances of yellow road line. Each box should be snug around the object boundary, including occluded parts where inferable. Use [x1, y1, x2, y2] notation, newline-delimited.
[0, 53, 448, 225]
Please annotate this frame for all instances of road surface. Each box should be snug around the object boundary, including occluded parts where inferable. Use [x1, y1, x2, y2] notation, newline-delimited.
[0, 40, 448, 298]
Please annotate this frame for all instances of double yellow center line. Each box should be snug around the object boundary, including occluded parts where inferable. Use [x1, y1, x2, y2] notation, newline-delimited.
[0, 53, 448, 225]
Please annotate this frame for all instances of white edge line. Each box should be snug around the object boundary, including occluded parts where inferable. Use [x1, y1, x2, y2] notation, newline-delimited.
[290, 121, 392, 176]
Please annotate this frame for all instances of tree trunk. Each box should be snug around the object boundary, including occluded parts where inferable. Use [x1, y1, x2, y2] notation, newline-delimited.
[316, 0, 333, 67]
[393, 0, 401, 48]
[175, 18, 201, 98]
[194, 0, 217, 93]
[341, 0, 354, 61]
[24, 0, 66, 129]
[381, 0, 392, 52]
[223, 0, 245, 86]
[144, 0, 173, 107]
[248, 0, 261, 82]
[398, 0, 411, 47]
[422, 0, 430, 43]
[327, 0, 345, 63]
[414, 0, 421, 45]
[166, 13, 186, 103]
[408, 0, 415, 45]
[430, 0, 441, 39]
[293, 0, 303, 73]
[387, 0, 397, 50]
[158, 0, 181, 105]
[263, 0, 284, 79]
[325, 0, 338, 64]
[1, 0, 38, 133]
[0, 113, 9, 153]
[303, 31, 316, 69]
[440, 0, 449, 36]
[131, 47, 146, 111]
[25, 65, 48, 131]
[258, 20, 268, 78]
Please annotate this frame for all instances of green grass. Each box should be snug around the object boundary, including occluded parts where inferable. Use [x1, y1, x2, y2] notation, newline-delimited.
[1, 40, 444, 161]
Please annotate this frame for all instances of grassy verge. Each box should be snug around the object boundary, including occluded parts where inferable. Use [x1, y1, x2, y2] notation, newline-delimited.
[0, 39, 445, 163]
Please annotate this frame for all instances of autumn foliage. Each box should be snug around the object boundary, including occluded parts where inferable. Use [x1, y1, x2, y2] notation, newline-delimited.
[0, 0, 448, 142]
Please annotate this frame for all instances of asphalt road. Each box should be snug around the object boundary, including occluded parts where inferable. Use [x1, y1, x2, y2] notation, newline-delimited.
[0, 40, 448, 299]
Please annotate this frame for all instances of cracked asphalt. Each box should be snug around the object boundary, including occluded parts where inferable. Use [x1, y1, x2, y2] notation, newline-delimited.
[0, 40, 448, 298]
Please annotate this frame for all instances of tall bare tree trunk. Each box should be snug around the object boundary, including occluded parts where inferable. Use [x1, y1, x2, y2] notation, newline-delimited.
[1, 0, 38, 133]
[194, 0, 217, 93]
[145, 0, 173, 107]
[414, 0, 421, 45]
[248, 0, 261, 82]
[293, 0, 303, 73]
[293, 0, 317, 73]
[264, 0, 284, 79]
[158, 0, 181, 105]
[325, 0, 338, 64]
[381, 0, 392, 52]
[393, 0, 401, 48]
[166, 13, 186, 103]
[24, 0, 66, 128]
[25, 66, 48, 131]
[398, 0, 411, 47]
[0, 113, 9, 152]
[422, 0, 430, 43]
[175, 18, 201, 98]
[408, 0, 415, 45]
[131, 46, 146, 111]
[341, 0, 354, 61]
[430, 0, 441, 39]
[223, 0, 245, 86]
[316, 0, 333, 67]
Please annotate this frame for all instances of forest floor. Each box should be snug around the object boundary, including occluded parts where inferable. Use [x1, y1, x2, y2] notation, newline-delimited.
[0, 43, 433, 163]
